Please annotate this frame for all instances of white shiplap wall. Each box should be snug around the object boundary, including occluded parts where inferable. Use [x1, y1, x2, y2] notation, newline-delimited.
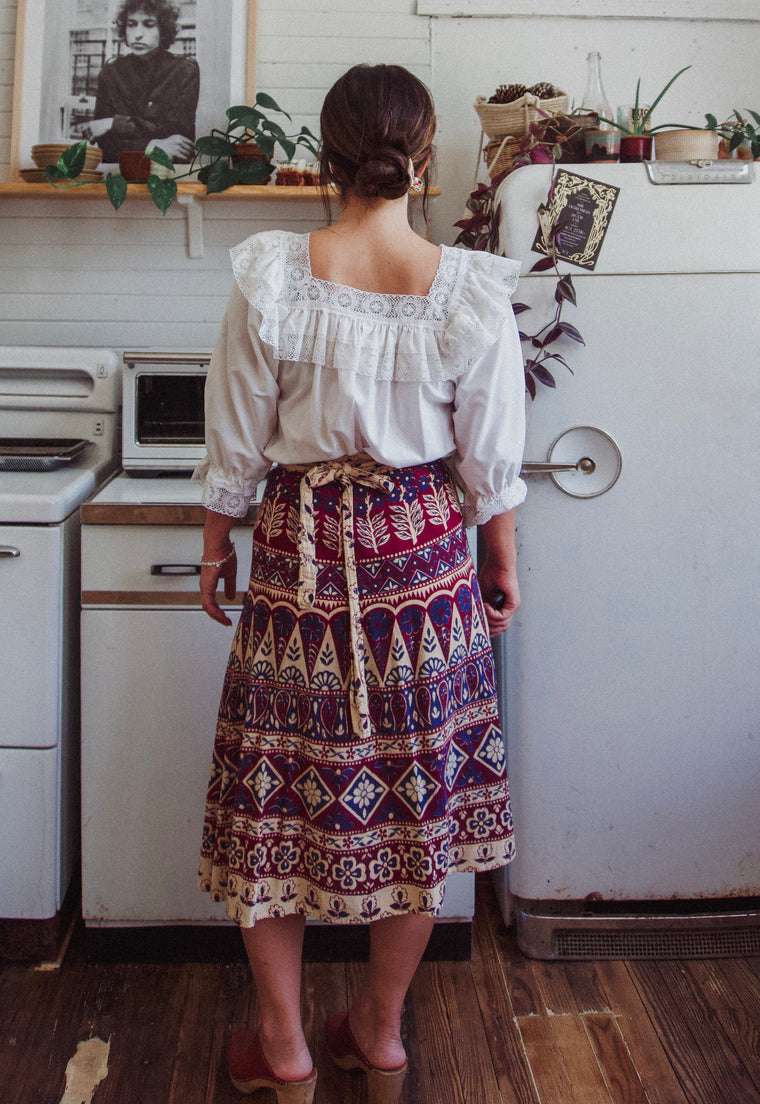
[0, 0, 431, 350]
[0, 0, 759, 351]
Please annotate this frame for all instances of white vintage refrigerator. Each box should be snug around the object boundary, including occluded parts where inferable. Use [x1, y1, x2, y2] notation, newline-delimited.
[492, 162, 760, 958]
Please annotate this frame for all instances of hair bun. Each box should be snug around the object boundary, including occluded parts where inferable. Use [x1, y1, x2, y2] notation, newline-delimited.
[354, 147, 410, 200]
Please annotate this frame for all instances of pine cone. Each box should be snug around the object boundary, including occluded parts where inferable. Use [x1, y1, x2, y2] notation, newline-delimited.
[488, 83, 527, 104]
[528, 82, 558, 99]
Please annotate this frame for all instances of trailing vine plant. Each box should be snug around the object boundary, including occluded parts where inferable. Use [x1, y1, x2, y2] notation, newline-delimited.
[454, 115, 586, 398]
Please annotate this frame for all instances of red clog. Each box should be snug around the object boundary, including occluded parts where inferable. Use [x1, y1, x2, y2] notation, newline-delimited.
[325, 1014, 407, 1103]
[226, 1028, 317, 1102]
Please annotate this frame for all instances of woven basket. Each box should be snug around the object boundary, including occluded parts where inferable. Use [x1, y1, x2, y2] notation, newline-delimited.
[474, 92, 569, 139]
[654, 129, 720, 162]
[484, 136, 523, 177]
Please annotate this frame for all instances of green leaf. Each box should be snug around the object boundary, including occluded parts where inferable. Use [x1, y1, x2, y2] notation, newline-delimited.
[59, 140, 87, 177]
[643, 65, 691, 125]
[147, 175, 178, 214]
[255, 92, 290, 120]
[705, 113, 718, 130]
[226, 106, 264, 131]
[748, 109, 760, 127]
[279, 139, 296, 161]
[145, 144, 174, 171]
[255, 134, 276, 158]
[204, 160, 239, 194]
[105, 172, 128, 210]
[235, 157, 273, 184]
[44, 165, 68, 182]
[196, 134, 235, 157]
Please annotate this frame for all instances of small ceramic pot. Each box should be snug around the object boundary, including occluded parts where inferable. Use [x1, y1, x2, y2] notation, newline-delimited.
[619, 135, 653, 163]
[231, 142, 273, 183]
[118, 150, 151, 182]
[584, 130, 620, 163]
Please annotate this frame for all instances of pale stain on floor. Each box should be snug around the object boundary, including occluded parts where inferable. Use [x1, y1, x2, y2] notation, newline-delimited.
[58, 1036, 111, 1104]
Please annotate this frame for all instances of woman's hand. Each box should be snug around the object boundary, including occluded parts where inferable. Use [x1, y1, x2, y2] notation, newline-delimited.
[478, 507, 521, 637]
[199, 546, 237, 626]
[479, 559, 520, 637]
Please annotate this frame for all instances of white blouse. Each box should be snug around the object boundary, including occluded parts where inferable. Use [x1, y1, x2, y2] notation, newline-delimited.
[192, 229, 527, 526]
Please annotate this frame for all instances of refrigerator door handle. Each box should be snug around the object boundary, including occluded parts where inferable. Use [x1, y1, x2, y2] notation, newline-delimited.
[523, 426, 623, 499]
[521, 458, 596, 475]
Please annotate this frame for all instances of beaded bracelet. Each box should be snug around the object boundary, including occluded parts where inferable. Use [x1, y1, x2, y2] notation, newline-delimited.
[200, 543, 235, 568]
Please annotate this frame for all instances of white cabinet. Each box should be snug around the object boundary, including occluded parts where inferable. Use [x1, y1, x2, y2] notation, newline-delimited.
[80, 483, 474, 926]
[0, 515, 79, 918]
[82, 606, 237, 923]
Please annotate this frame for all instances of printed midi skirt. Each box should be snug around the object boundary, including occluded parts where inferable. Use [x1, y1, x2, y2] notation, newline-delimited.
[198, 455, 515, 926]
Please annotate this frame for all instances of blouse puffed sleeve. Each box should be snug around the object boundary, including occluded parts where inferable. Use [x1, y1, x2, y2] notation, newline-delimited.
[191, 280, 280, 518]
[448, 252, 527, 527]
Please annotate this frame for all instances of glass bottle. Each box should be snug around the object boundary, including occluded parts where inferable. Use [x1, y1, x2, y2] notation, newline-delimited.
[581, 51, 613, 131]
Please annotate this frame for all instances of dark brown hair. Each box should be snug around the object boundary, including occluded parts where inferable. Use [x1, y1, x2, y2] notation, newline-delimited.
[319, 64, 436, 214]
[115, 0, 180, 51]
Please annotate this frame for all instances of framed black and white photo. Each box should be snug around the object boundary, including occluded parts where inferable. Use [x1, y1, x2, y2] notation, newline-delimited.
[11, 0, 257, 174]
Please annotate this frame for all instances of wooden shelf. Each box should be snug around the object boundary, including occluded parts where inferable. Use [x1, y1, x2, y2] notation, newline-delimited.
[0, 180, 441, 258]
[0, 181, 441, 201]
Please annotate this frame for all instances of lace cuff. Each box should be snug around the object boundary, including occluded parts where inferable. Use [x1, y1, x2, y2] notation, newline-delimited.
[191, 458, 259, 518]
[462, 478, 527, 527]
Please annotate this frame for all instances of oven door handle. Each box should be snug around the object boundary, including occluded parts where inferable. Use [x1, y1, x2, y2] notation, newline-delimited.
[0, 546, 21, 559]
[150, 563, 202, 576]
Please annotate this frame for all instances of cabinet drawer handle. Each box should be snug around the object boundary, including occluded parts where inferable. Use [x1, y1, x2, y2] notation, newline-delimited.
[150, 563, 202, 576]
[0, 546, 21, 559]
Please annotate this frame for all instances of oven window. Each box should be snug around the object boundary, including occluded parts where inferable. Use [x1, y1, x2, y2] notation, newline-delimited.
[136, 374, 206, 444]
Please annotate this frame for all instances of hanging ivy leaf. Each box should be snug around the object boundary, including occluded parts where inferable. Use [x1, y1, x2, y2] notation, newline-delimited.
[148, 175, 178, 215]
[105, 172, 128, 210]
[145, 144, 174, 171]
[58, 140, 87, 177]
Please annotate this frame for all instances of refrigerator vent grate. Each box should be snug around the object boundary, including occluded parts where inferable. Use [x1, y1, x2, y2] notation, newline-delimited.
[553, 927, 760, 960]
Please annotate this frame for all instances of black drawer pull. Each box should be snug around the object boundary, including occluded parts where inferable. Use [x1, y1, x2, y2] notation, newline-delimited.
[150, 563, 202, 576]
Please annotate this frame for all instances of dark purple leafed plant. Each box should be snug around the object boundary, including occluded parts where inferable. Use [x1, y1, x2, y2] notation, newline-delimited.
[516, 203, 584, 398]
[454, 127, 585, 399]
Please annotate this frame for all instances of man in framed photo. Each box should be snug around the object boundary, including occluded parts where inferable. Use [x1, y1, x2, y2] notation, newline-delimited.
[80, 0, 200, 164]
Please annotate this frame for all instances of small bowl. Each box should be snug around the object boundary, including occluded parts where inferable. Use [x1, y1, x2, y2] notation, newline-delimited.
[118, 150, 152, 182]
[31, 143, 102, 171]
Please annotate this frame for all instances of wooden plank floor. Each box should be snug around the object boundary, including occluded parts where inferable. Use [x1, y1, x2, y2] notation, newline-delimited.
[1, 877, 760, 1103]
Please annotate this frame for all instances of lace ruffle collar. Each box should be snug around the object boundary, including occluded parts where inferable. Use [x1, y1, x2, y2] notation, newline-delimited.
[230, 229, 520, 382]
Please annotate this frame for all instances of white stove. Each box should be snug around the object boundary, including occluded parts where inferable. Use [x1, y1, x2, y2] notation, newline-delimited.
[0, 346, 120, 937]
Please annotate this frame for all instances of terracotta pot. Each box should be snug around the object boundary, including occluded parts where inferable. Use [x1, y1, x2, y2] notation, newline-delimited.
[118, 150, 151, 182]
[231, 142, 273, 183]
[231, 142, 267, 165]
[619, 135, 653, 163]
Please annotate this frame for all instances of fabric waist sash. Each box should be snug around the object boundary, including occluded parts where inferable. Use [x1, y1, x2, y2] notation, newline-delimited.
[280, 453, 397, 739]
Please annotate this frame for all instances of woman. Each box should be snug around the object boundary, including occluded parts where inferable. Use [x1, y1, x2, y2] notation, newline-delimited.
[80, 0, 199, 164]
[193, 64, 526, 1104]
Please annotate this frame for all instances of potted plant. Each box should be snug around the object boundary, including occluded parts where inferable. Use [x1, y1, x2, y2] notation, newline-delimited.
[597, 66, 691, 162]
[705, 109, 760, 160]
[43, 92, 319, 214]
